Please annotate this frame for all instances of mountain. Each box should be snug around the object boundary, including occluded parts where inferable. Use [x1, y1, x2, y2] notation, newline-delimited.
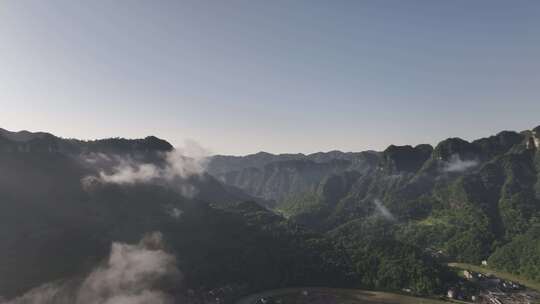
[0, 129, 376, 304]
[207, 125, 540, 282]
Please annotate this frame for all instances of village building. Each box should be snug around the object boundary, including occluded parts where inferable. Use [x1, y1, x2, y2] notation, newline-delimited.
[447, 288, 456, 299]
[463, 270, 474, 280]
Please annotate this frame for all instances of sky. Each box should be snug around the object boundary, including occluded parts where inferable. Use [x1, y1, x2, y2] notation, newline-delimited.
[1, 1, 539, 155]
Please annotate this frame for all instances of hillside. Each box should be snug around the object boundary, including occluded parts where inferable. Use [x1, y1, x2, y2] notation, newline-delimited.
[1, 129, 455, 304]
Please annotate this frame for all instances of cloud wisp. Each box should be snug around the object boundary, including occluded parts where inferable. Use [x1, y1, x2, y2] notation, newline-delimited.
[442, 154, 478, 173]
[81, 140, 210, 197]
[373, 199, 395, 221]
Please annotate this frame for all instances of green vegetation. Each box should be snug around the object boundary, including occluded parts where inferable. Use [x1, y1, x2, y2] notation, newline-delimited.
[277, 191, 324, 218]
[488, 224, 540, 284]
[329, 218, 454, 295]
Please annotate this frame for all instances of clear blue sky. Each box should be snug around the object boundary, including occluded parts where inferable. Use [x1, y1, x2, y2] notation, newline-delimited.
[1, 1, 539, 155]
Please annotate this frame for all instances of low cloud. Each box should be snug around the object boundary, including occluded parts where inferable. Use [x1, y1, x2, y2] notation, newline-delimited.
[80, 152, 113, 165]
[373, 199, 395, 221]
[442, 154, 478, 173]
[3, 232, 181, 304]
[97, 162, 161, 185]
[81, 140, 210, 197]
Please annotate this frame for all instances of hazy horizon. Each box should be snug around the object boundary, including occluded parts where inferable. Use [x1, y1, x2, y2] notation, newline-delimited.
[2, 122, 538, 157]
[2, 0, 539, 155]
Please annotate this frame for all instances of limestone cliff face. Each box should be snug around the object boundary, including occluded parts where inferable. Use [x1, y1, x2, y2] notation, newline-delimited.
[533, 126, 540, 149]
[527, 136, 537, 150]
[380, 144, 433, 173]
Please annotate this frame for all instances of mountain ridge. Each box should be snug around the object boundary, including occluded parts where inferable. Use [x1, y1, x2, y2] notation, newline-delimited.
[206, 126, 538, 209]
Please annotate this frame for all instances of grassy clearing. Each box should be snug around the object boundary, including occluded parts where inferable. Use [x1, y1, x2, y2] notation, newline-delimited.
[235, 288, 449, 304]
[448, 262, 540, 291]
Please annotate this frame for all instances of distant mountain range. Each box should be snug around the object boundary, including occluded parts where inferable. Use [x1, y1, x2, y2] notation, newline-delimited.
[207, 151, 379, 207]
[207, 127, 539, 216]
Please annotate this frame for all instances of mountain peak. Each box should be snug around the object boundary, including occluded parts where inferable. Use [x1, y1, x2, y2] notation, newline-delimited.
[0, 128, 55, 142]
[382, 144, 432, 173]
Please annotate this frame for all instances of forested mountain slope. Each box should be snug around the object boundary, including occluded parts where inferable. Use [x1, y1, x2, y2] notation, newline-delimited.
[208, 125, 540, 282]
[207, 151, 380, 206]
